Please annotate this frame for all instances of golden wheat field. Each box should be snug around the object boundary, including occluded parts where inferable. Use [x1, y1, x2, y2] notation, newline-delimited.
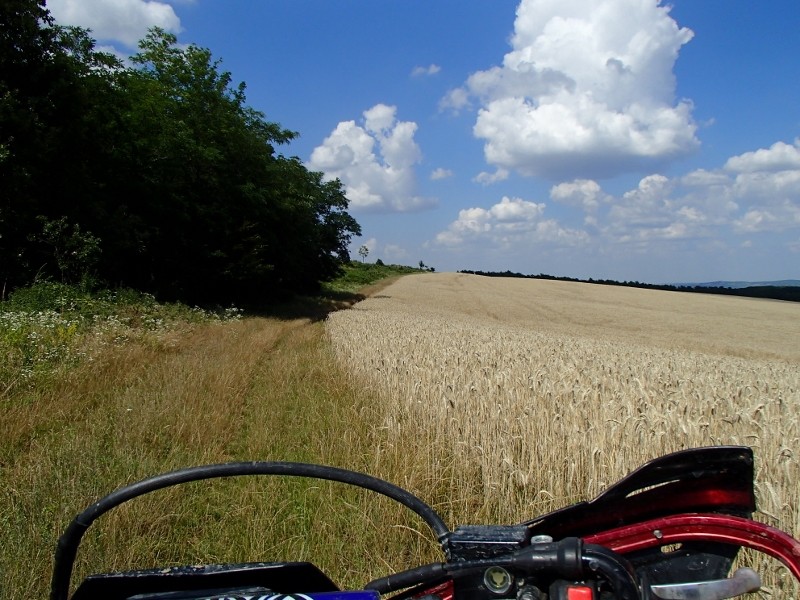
[326, 272, 800, 596]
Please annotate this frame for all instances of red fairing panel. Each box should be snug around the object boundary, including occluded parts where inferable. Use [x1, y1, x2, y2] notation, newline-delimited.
[584, 513, 800, 580]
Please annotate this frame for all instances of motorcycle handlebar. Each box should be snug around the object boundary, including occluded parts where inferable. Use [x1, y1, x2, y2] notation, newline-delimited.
[51, 462, 452, 600]
[366, 538, 641, 599]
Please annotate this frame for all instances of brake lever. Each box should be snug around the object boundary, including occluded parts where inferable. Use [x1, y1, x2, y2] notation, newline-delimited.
[650, 567, 761, 600]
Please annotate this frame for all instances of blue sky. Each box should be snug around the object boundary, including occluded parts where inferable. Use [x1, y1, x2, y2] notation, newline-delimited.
[48, 0, 800, 283]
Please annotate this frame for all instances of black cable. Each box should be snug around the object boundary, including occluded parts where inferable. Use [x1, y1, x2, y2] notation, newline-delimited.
[365, 557, 510, 593]
[580, 543, 641, 600]
[50, 461, 451, 600]
[365, 563, 448, 593]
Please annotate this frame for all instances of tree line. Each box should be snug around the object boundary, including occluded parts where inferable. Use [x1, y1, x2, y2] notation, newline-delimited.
[1, 0, 361, 305]
[459, 271, 800, 303]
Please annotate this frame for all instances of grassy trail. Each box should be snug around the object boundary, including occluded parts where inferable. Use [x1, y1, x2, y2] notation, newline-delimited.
[1, 311, 434, 598]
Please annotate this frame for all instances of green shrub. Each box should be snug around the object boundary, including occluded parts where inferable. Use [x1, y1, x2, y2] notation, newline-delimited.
[324, 262, 419, 292]
[5, 281, 90, 313]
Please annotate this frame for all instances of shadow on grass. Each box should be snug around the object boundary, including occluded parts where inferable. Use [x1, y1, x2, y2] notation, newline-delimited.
[258, 289, 368, 322]
[253, 276, 407, 321]
[240, 274, 406, 321]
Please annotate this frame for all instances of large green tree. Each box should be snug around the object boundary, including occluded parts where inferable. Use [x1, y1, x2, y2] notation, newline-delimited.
[1, 10, 360, 304]
[1, 0, 121, 290]
[109, 28, 360, 302]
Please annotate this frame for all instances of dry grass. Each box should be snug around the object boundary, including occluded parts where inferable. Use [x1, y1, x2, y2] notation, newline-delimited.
[326, 272, 800, 597]
[0, 316, 432, 599]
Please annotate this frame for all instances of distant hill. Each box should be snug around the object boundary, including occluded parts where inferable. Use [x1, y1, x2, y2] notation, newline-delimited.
[675, 280, 800, 289]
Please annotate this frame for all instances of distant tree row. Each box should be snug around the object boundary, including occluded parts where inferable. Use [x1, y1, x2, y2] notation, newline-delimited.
[1, 0, 360, 304]
[459, 271, 800, 303]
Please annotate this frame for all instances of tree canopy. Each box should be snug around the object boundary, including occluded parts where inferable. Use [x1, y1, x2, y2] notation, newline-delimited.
[1, 1, 360, 305]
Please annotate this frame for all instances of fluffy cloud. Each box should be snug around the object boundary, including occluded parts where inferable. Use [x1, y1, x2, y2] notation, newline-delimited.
[605, 174, 687, 241]
[473, 168, 510, 185]
[724, 140, 800, 173]
[308, 104, 434, 212]
[434, 138, 800, 257]
[733, 204, 800, 234]
[550, 179, 607, 212]
[725, 140, 800, 233]
[435, 196, 588, 247]
[47, 0, 181, 47]
[445, 0, 699, 180]
[595, 139, 800, 241]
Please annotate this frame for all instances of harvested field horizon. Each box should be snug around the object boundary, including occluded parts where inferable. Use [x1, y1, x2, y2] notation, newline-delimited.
[363, 272, 800, 361]
[326, 272, 800, 596]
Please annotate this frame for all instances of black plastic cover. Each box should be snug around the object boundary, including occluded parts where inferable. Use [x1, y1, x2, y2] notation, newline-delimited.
[448, 525, 530, 561]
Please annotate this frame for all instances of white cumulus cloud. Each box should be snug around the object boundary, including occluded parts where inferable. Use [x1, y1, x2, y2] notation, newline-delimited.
[606, 174, 685, 241]
[725, 140, 800, 233]
[445, 0, 699, 180]
[593, 138, 800, 241]
[432, 137, 800, 266]
[435, 196, 587, 247]
[733, 204, 800, 234]
[550, 179, 607, 212]
[308, 104, 434, 213]
[724, 139, 800, 173]
[474, 168, 510, 185]
[47, 0, 182, 48]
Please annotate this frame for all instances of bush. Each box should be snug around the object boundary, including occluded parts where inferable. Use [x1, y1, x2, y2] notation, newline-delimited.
[5, 282, 90, 313]
[323, 262, 420, 293]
